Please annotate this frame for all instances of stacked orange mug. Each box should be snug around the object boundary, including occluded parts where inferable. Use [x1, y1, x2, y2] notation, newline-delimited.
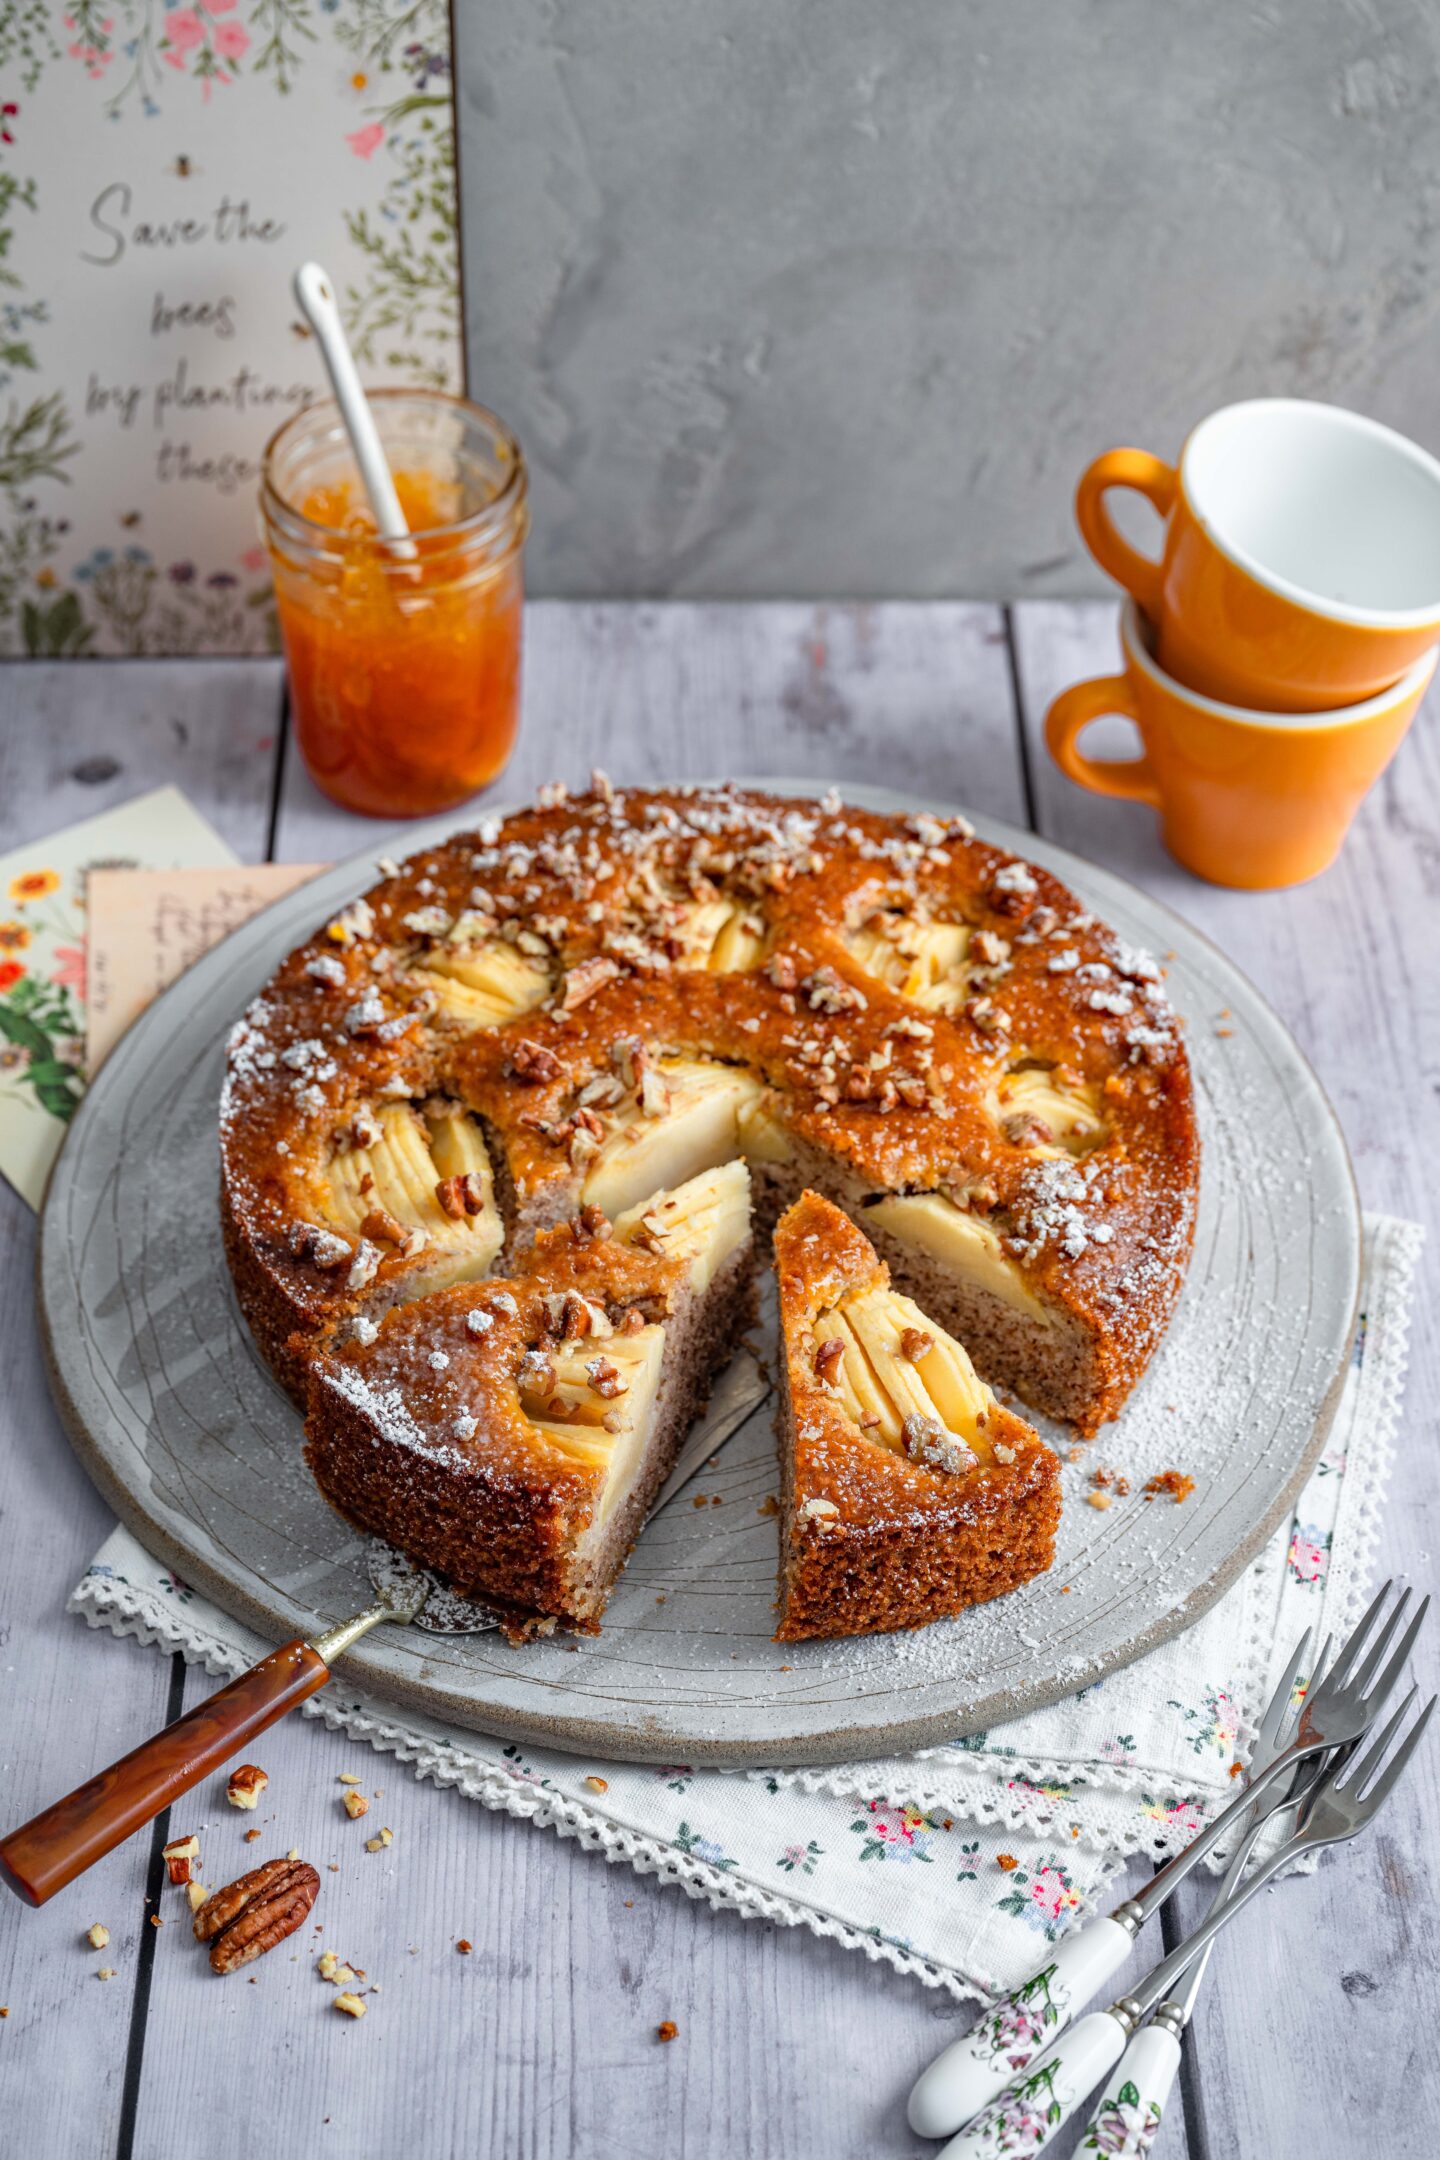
[1046, 399, 1440, 887]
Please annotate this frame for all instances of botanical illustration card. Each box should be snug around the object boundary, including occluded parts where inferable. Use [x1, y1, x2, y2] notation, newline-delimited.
[0, 785, 237, 1207]
[86, 858, 322, 1070]
[0, 2, 460, 657]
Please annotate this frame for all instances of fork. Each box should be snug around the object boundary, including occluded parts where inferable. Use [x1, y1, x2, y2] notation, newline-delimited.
[907, 1581, 1427, 2139]
[934, 1685, 1434, 2158]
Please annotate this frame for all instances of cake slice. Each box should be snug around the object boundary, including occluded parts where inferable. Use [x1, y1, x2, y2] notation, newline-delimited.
[302, 1160, 754, 1638]
[773, 1191, 1060, 1642]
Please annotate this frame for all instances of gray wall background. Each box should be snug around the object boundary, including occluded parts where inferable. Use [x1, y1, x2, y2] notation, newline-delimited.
[456, 1, 1440, 599]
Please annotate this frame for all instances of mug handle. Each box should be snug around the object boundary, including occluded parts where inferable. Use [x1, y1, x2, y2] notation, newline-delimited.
[1045, 672, 1161, 806]
[1074, 448, 1176, 615]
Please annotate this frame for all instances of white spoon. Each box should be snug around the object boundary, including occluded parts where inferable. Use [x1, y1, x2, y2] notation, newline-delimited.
[292, 259, 412, 554]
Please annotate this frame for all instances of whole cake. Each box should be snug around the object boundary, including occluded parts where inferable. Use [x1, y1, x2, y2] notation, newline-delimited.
[221, 779, 1197, 1635]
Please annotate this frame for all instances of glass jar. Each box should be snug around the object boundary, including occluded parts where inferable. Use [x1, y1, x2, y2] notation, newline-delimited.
[260, 389, 529, 819]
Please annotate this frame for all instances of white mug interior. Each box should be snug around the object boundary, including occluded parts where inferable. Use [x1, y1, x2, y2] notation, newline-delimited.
[1181, 399, 1440, 624]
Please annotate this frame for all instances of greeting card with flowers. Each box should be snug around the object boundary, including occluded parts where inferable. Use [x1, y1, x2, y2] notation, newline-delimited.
[0, 1, 459, 656]
[0, 784, 236, 1205]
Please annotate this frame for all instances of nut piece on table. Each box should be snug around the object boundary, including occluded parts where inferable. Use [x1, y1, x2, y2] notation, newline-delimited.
[334, 1991, 367, 2018]
[86, 1923, 110, 1951]
[162, 1833, 200, 1886]
[226, 1764, 269, 1811]
[342, 1790, 369, 1820]
[186, 1881, 209, 1914]
[193, 1857, 321, 1976]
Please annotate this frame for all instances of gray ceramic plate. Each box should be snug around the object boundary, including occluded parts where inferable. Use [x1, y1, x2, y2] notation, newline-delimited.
[38, 781, 1360, 1766]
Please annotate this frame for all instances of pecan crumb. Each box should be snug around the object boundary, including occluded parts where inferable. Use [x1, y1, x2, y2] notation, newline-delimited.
[899, 1326, 934, 1362]
[334, 1992, 367, 2019]
[656, 2020, 679, 2043]
[343, 1791, 370, 1820]
[996, 1854, 1019, 1872]
[86, 1924, 109, 1951]
[1144, 1469, 1196, 1503]
[456, 1940, 472, 1955]
[583, 1775, 609, 1794]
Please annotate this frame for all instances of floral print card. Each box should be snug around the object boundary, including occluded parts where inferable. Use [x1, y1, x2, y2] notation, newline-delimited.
[0, 2, 459, 656]
[0, 783, 236, 1206]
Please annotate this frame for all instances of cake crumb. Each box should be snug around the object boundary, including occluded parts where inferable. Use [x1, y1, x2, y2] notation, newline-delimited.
[456, 1939, 472, 1954]
[1086, 1492, 1112, 1511]
[996, 1854, 1018, 1872]
[583, 1775, 609, 1794]
[85, 1924, 109, 1951]
[1144, 1470, 1196, 1503]
[656, 2020, 679, 2043]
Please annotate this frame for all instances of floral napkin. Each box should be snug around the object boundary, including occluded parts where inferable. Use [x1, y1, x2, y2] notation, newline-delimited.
[70, 1215, 1421, 2006]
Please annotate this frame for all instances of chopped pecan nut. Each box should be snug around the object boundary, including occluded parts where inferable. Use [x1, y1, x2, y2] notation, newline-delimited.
[435, 1171, 487, 1220]
[899, 1327, 934, 1362]
[1001, 1111, 1054, 1148]
[559, 956, 621, 1010]
[162, 1834, 200, 1886]
[586, 1355, 628, 1399]
[812, 1337, 845, 1386]
[287, 1221, 351, 1271]
[361, 1207, 424, 1256]
[226, 1764, 268, 1811]
[194, 1858, 320, 1975]
[510, 1037, 561, 1084]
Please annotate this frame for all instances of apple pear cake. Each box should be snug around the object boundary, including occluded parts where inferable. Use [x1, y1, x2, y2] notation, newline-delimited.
[221, 779, 1197, 1636]
[773, 1191, 1060, 1640]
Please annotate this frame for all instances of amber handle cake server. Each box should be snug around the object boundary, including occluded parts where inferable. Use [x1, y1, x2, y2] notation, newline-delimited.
[0, 1590, 415, 1909]
[0, 1637, 341, 1907]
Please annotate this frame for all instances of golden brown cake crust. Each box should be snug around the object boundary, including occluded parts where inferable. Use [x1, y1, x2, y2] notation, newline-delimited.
[772, 1192, 1061, 1641]
[221, 782, 1197, 1434]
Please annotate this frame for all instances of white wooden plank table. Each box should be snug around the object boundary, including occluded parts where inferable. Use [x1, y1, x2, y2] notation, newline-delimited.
[0, 607, 1432, 2160]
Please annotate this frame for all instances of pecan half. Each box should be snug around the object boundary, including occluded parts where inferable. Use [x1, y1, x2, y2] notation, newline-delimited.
[194, 1858, 320, 1975]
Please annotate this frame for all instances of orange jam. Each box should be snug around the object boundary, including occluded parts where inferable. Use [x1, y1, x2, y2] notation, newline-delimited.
[262, 394, 528, 820]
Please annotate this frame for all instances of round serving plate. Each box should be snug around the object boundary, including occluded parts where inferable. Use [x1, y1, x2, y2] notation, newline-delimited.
[38, 780, 1360, 1766]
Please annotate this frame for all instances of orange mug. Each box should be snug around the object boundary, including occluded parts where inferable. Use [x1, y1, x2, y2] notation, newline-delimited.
[1045, 602, 1433, 888]
[1076, 400, 1440, 711]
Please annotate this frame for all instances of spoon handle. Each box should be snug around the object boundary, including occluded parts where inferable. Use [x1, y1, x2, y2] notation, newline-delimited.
[0, 1639, 329, 1907]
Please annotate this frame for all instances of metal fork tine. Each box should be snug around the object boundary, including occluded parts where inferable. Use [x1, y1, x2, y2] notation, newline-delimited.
[1257, 1630, 1311, 1754]
[1351, 1587, 1413, 1697]
[1326, 1580, 1393, 1690]
[1357, 1697, 1437, 1817]
[1340, 1686, 1418, 1794]
[1362, 1593, 1431, 1712]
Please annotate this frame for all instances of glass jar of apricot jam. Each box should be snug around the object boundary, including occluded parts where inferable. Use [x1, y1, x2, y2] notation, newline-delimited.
[260, 390, 529, 819]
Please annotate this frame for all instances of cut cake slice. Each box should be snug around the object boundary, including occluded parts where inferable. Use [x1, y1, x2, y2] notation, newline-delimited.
[773, 1190, 1060, 1642]
[302, 1160, 754, 1638]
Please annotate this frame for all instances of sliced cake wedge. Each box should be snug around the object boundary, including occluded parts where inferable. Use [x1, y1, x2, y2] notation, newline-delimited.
[773, 1190, 1060, 1642]
[302, 1160, 754, 1639]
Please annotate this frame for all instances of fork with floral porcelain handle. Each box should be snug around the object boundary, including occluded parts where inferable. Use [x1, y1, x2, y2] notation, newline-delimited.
[907, 1581, 1425, 2141]
[932, 1682, 1433, 2158]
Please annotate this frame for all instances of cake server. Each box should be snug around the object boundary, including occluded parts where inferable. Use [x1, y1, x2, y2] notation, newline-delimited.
[907, 1579, 1427, 2138]
[0, 1352, 769, 1908]
[934, 1684, 1434, 2159]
